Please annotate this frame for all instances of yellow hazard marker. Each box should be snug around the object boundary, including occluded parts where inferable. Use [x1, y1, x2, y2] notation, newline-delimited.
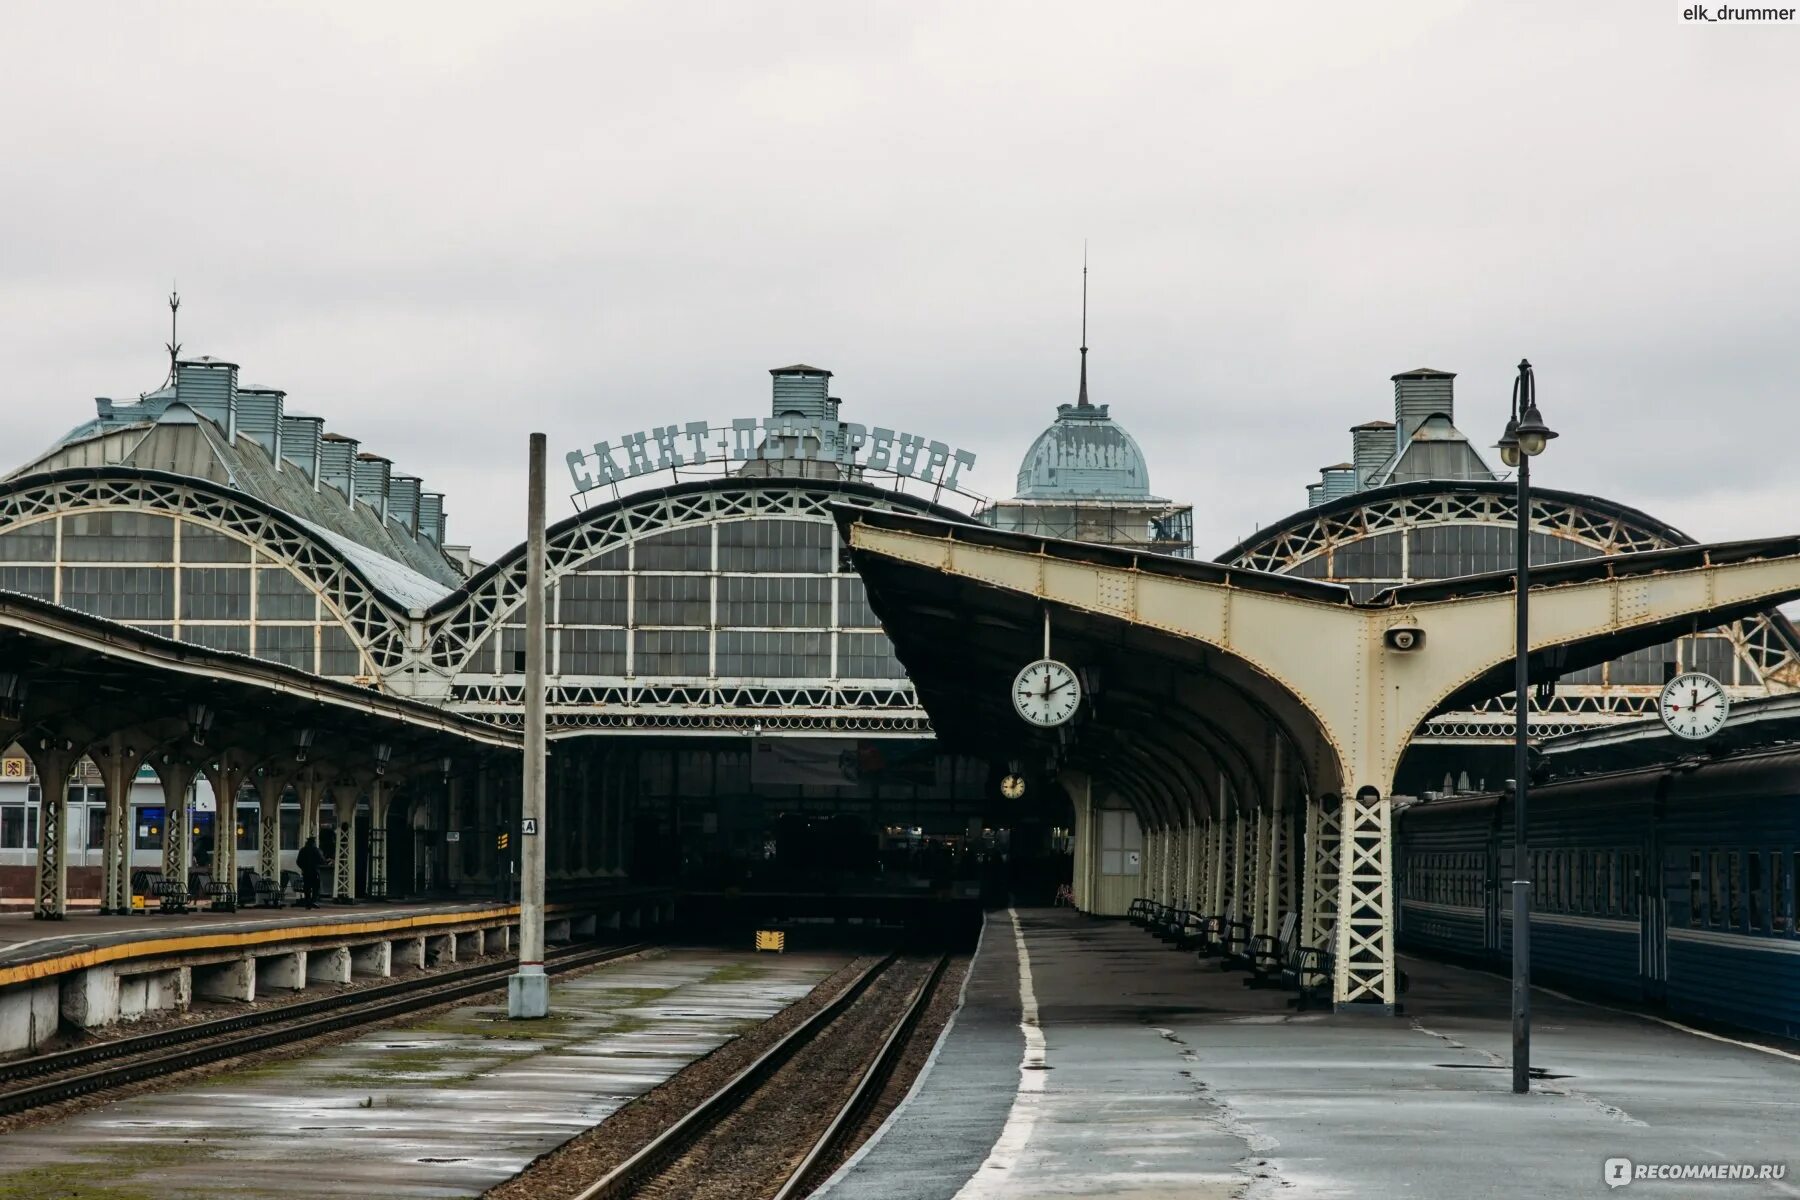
[754, 930, 785, 953]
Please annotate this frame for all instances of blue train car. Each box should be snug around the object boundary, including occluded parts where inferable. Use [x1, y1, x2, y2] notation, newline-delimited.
[1398, 747, 1800, 1038]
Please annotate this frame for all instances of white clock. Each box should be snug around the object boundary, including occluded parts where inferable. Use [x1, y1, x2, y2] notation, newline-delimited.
[1659, 671, 1729, 740]
[1013, 659, 1082, 727]
[1001, 774, 1027, 799]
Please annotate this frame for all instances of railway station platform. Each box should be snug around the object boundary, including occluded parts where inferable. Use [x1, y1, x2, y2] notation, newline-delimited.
[820, 907, 1800, 1199]
[0, 889, 672, 1055]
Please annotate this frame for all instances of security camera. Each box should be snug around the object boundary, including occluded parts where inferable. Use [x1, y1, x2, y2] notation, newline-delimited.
[1384, 625, 1425, 652]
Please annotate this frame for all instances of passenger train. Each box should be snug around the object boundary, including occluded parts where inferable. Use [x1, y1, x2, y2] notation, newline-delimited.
[1398, 744, 1800, 1038]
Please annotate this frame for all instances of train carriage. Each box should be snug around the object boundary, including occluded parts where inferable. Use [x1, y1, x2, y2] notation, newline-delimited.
[1398, 746, 1800, 1037]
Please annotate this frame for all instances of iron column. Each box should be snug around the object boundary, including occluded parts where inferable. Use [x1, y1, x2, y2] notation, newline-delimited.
[1510, 441, 1532, 1094]
[509, 432, 550, 1019]
[1499, 359, 1556, 1094]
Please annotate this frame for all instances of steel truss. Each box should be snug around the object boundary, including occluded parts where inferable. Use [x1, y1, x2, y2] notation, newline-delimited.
[0, 474, 407, 669]
[1220, 485, 1800, 736]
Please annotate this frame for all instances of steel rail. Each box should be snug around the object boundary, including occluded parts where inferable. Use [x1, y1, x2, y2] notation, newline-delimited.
[772, 953, 949, 1200]
[573, 952, 949, 1200]
[0, 941, 650, 1117]
[572, 952, 900, 1200]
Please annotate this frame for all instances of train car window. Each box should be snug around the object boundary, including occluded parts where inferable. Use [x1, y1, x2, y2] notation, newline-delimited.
[1781, 853, 1797, 935]
[1709, 851, 1725, 928]
[1748, 852, 1766, 933]
[1727, 852, 1744, 931]
[1690, 852, 1704, 927]
[135, 806, 164, 850]
[1608, 852, 1621, 916]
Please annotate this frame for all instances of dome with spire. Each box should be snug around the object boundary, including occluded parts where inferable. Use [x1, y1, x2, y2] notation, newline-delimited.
[1013, 288, 1158, 500]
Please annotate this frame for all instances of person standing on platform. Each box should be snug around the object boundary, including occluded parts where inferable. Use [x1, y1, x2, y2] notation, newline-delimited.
[297, 837, 325, 909]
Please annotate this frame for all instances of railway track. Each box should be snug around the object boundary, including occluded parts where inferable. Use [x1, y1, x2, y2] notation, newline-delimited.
[0, 939, 651, 1118]
[573, 952, 950, 1200]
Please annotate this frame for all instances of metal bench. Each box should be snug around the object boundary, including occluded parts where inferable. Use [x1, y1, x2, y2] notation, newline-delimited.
[1244, 913, 1300, 988]
[205, 879, 237, 912]
[254, 873, 286, 909]
[152, 878, 190, 914]
[1283, 945, 1334, 1009]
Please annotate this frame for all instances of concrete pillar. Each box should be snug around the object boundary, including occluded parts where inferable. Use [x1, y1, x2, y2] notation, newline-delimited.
[194, 957, 256, 1003]
[394, 936, 425, 970]
[306, 946, 351, 985]
[95, 735, 146, 914]
[1, 979, 62, 1053]
[427, 933, 454, 966]
[257, 952, 306, 991]
[117, 966, 190, 1020]
[62, 965, 122, 1027]
[351, 941, 391, 978]
[30, 744, 78, 919]
[510, 432, 550, 1020]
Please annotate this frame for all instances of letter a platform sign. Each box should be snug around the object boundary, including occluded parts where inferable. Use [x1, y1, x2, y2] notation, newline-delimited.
[521, 818, 539, 836]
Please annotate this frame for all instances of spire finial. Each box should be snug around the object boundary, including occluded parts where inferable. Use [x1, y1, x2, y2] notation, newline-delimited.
[164, 286, 182, 387]
[1077, 242, 1090, 408]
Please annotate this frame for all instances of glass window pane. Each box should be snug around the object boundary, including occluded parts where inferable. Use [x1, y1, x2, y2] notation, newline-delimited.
[319, 624, 363, 676]
[178, 524, 253, 563]
[716, 519, 832, 572]
[255, 625, 314, 670]
[179, 624, 250, 654]
[60, 566, 174, 620]
[634, 526, 712, 571]
[0, 565, 54, 599]
[716, 630, 829, 678]
[559, 627, 626, 675]
[635, 574, 711, 626]
[0, 522, 56, 561]
[719, 576, 830, 627]
[633, 629, 710, 676]
[840, 632, 906, 679]
[60, 512, 174, 561]
[181, 567, 251, 620]
[255, 568, 316, 620]
[557, 573, 627, 625]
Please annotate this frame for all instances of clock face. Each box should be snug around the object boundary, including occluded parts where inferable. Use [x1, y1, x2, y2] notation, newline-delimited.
[1013, 659, 1082, 727]
[1660, 671, 1729, 740]
[1001, 774, 1026, 800]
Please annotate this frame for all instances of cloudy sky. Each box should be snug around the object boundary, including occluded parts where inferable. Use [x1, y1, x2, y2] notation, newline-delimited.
[4, 1, 1796, 561]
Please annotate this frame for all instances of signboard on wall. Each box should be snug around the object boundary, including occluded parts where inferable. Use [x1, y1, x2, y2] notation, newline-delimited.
[1, 758, 27, 779]
[566, 418, 978, 496]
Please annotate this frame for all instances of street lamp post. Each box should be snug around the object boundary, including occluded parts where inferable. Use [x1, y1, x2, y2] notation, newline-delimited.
[1497, 359, 1557, 1095]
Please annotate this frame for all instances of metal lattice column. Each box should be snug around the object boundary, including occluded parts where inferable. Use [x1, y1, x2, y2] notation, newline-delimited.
[31, 745, 77, 920]
[94, 735, 146, 915]
[157, 758, 199, 899]
[1302, 795, 1342, 963]
[203, 753, 253, 911]
[1334, 787, 1397, 1010]
[367, 781, 393, 900]
[332, 787, 357, 902]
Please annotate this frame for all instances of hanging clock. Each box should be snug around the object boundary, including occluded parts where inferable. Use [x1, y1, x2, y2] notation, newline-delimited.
[1659, 671, 1729, 740]
[1000, 774, 1027, 799]
[1013, 659, 1082, 727]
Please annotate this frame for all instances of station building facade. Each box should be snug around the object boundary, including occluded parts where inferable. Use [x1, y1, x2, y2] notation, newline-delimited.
[0, 356, 1008, 904]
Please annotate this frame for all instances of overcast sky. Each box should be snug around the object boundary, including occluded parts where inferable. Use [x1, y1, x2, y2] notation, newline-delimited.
[4, 2, 1796, 562]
